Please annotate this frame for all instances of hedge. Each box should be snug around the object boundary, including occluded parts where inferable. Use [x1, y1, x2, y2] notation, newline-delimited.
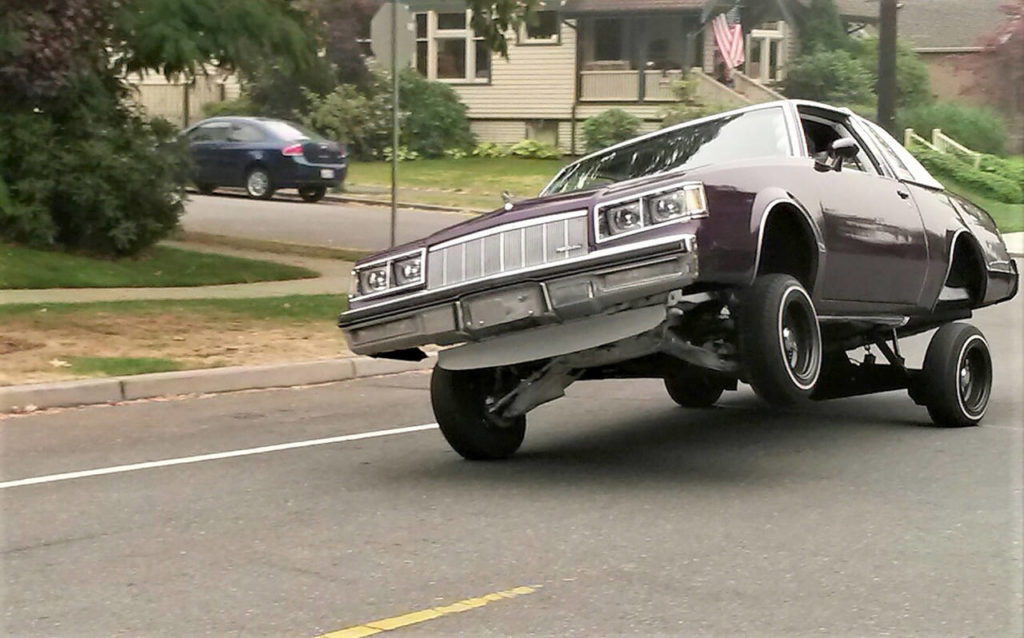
[978, 155, 1024, 187]
[913, 147, 1023, 204]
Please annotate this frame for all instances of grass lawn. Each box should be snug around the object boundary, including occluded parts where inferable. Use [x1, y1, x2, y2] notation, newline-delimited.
[346, 157, 567, 211]
[0, 244, 319, 290]
[1, 295, 349, 385]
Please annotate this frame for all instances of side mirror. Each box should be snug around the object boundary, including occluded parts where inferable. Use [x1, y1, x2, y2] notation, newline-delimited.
[814, 137, 860, 172]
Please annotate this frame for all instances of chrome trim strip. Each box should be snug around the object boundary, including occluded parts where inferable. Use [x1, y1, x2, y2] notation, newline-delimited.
[818, 315, 909, 326]
[429, 210, 588, 252]
[343, 233, 696, 315]
[941, 228, 968, 287]
[349, 247, 426, 301]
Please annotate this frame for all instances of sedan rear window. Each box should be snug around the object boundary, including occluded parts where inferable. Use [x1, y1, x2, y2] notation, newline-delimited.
[262, 121, 324, 142]
[545, 107, 792, 195]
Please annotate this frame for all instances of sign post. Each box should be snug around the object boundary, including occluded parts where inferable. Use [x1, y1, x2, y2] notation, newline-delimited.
[370, 2, 415, 248]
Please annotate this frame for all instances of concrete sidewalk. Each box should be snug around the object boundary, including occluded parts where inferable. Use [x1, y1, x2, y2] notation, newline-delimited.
[1003, 231, 1024, 257]
[0, 241, 351, 305]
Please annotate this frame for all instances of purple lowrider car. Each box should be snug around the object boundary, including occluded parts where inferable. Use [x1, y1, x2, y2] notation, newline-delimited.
[339, 100, 1018, 460]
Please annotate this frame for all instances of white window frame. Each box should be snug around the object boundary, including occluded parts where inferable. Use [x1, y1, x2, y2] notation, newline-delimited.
[414, 10, 490, 84]
[518, 10, 560, 45]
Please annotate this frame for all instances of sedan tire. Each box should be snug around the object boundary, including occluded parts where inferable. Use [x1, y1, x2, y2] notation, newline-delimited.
[298, 186, 327, 203]
[740, 274, 822, 406]
[430, 365, 526, 461]
[664, 370, 725, 408]
[920, 323, 992, 427]
[245, 167, 275, 200]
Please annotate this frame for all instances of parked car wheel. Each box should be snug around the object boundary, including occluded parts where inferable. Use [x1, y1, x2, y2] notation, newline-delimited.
[196, 183, 216, 195]
[430, 365, 526, 460]
[664, 369, 725, 408]
[245, 167, 274, 200]
[298, 186, 327, 203]
[920, 323, 992, 427]
[740, 274, 822, 405]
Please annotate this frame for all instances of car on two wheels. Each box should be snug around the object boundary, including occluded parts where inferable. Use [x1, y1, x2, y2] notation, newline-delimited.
[183, 117, 347, 202]
[338, 99, 1018, 461]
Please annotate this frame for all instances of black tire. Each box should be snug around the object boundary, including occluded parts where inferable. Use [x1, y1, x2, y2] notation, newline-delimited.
[920, 323, 992, 427]
[298, 185, 327, 203]
[664, 370, 725, 408]
[739, 274, 822, 405]
[196, 183, 216, 195]
[244, 166, 274, 200]
[430, 365, 525, 461]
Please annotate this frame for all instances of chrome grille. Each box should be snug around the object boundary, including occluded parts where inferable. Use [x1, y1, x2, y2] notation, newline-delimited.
[427, 212, 590, 289]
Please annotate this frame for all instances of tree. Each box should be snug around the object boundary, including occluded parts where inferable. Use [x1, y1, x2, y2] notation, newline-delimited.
[962, 0, 1024, 118]
[796, 0, 848, 54]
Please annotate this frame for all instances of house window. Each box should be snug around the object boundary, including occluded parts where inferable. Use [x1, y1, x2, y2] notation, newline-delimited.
[595, 18, 624, 60]
[413, 11, 490, 83]
[519, 11, 560, 44]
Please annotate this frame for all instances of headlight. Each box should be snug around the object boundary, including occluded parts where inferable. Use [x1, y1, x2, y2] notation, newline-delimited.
[351, 249, 426, 298]
[596, 182, 707, 241]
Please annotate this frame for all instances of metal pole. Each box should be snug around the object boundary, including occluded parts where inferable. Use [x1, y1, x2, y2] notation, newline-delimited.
[389, 0, 399, 248]
[877, 0, 898, 134]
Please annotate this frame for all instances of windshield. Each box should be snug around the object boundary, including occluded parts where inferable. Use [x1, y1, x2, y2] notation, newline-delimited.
[544, 106, 792, 195]
[262, 120, 324, 142]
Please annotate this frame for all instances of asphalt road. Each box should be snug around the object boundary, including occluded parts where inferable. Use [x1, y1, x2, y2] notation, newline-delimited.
[3, 296, 1022, 636]
[181, 193, 474, 252]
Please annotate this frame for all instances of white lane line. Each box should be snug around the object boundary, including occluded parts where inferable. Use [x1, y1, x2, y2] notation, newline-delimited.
[0, 423, 438, 490]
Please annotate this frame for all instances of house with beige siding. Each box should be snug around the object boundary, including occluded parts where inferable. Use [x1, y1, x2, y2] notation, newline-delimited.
[406, 0, 879, 153]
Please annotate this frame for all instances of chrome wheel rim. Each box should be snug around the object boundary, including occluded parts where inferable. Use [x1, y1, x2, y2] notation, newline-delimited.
[958, 341, 990, 417]
[780, 296, 816, 383]
[247, 171, 269, 196]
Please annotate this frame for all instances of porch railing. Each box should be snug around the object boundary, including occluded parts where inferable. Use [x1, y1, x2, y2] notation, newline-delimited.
[579, 69, 685, 102]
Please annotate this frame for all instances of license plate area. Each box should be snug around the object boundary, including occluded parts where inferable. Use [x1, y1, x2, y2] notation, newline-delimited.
[320, 169, 335, 179]
[461, 284, 548, 335]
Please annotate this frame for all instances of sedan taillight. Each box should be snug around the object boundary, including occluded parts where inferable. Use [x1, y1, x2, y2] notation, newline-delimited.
[281, 144, 303, 157]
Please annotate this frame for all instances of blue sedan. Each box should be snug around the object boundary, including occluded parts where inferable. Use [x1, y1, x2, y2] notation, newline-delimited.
[183, 117, 347, 202]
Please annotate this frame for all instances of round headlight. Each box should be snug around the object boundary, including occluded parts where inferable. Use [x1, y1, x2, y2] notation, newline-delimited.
[608, 202, 642, 235]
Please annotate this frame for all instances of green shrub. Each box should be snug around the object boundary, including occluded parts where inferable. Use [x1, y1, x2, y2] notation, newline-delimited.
[472, 142, 511, 158]
[913, 147, 1023, 203]
[202, 95, 257, 118]
[659, 77, 727, 127]
[0, 73, 187, 256]
[398, 69, 475, 158]
[898, 103, 1008, 156]
[444, 148, 469, 159]
[782, 49, 874, 105]
[852, 37, 933, 109]
[382, 146, 421, 162]
[797, 0, 849, 54]
[583, 109, 642, 153]
[979, 155, 1024, 185]
[301, 85, 391, 160]
[508, 139, 562, 159]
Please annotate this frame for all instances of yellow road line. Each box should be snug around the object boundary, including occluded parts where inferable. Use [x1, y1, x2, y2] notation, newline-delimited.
[317, 585, 540, 638]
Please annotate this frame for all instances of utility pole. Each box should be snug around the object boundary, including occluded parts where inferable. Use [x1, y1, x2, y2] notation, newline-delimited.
[389, 0, 399, 248]
[877, 0, 898, 134]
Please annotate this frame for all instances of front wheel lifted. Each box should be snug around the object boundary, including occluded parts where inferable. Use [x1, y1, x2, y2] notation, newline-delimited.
[430, 365, 525, 460]
[740, 274, 822, 405]
[920, 323, 992, 427]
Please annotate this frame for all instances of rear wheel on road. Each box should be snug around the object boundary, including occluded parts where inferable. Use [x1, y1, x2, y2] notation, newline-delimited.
[739, 274, 822, 406]
[919, 322, 992, 427]
[664, 369, 725, 408]
[298, 186, 327, 203]
[245, 167, 274, 200]
[430, 365, 525, 460]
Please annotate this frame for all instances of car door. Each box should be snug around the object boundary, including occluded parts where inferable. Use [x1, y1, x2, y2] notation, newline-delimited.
[188, 122, 231, 185]
[800, 109, 929, 306]
[221, 122, 269, 186]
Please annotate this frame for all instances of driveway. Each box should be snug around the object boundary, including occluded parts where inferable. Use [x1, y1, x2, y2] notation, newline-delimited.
[181, 193, 475, 252]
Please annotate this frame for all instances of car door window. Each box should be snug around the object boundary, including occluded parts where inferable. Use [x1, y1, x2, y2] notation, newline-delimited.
[228, 123, 266, 143]
[190, 122, 231, 143]
[857, 118, 945, 189]
[798, 112, 879, 174]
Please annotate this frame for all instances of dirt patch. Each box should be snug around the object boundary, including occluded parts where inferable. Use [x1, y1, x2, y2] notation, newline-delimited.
[1, 312, 351, 386]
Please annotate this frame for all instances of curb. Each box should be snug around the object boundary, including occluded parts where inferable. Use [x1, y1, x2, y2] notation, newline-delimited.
[187, 187, 484, 215]
[0, 355, 436, 414]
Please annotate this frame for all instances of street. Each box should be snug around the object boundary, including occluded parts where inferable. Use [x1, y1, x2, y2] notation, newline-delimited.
[181, 193, 475, 252]
[2, 296, 1022, 636]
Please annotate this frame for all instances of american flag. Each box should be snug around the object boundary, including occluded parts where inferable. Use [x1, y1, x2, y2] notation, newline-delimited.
[712, 12, 745, 69]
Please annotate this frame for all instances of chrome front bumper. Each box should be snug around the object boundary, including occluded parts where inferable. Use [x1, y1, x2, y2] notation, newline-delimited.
[340, 237, 698, 358]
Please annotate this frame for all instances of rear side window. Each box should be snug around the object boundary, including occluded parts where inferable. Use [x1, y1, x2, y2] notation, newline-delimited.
[262, 120, 323, 141]
[228, 124, 265, 143]
[189, 122, 231, 142]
